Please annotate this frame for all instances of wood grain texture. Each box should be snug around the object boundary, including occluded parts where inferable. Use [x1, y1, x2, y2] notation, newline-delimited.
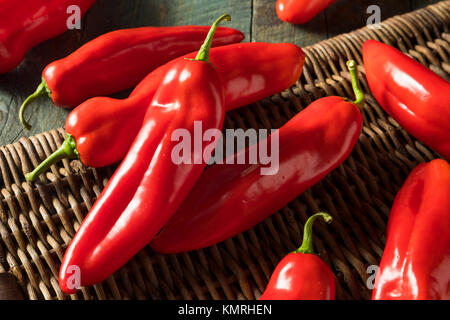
[0, 0, 442, 146]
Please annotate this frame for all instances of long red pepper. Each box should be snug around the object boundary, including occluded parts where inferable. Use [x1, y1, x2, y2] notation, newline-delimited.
[19, 26, 244, 130]
[372, 159, 450, 300]
[59, 14, 229, 294]
[150, 60, 364, 253]
[276, 0, 336, 24]
[260, 213, 335, 300]
[0, 0, 96, 74]
[25, 42, 305, 180]
[363, 40, 450, 159]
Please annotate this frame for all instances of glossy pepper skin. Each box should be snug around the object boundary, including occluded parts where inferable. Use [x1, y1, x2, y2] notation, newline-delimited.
[19, 25, 244, 129]
[372, 159, 450, 300]
[0, 0, 96, 74]
[260, 213, 335, 300]
[58, 14, 229, 294]
[363, 40, 450, 159]
[276, 0, 336, 24]
[150, 61, 364, 254]
[25, 42, 305, 180]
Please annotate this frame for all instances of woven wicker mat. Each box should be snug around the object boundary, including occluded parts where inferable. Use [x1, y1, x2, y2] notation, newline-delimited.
[0, 1, 449, 300]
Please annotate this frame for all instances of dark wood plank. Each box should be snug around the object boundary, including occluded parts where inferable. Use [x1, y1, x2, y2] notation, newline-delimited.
[82, 0, 252, 40]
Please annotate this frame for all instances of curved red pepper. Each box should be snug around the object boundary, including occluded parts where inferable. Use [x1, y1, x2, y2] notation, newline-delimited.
[363, 40, 450, 159]
[0, 0, 96, 74]
[25, 42, 305, 180]
[58, 14, 228, 294]
[276, 0, 336, 24]
[260, 213, 335, 300]
[150, 61, 364, 254]
[372, 159, 450, 300]
[19, 25, 244, 129]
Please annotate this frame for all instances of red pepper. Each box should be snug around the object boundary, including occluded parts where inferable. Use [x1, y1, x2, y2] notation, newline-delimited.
[150, 60, 364, 254]
[276, 0, 336, 24]
[259, 213, 335, 300]
[0, 0, 96, 74]
[58, 14, 229, 294]
[363, 40, 450, 159]
[25, 42, 305, 180]
[372, 159, 450, 300]
[19, 25, 244, 130]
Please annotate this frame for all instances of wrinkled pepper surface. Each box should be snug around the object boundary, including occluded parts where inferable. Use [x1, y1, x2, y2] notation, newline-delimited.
[372, 159, 450, 300]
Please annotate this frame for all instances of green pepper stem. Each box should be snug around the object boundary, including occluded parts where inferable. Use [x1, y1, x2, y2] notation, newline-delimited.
[19, 78, 51, 130]
[346, 60, 365, 110]
[195, 14, 231, 62]
[294, 213, 333, 254]
[25, 134, 79, 182]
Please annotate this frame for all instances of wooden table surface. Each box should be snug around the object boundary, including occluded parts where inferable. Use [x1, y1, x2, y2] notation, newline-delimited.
[0, 0, 441, 146]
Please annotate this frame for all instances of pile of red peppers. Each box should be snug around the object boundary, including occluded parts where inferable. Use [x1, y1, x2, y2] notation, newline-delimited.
[2, 0, 449, 301]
